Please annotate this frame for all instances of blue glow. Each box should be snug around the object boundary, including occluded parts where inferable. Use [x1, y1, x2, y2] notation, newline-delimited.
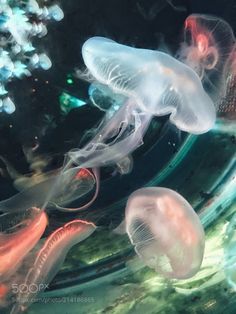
[0, 0, 64, 114]
[59, 92, 87, 115]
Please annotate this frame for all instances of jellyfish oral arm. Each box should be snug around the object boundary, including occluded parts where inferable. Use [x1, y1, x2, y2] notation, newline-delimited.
[68, 100, 152, 168]
[0, 209, 48, 281]
[10, 219, 96, 314]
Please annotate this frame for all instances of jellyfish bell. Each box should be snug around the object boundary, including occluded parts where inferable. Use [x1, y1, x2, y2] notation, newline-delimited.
[82, 36, 216, 134]
[124, 187, 205, 279]
[0, 165, 97, 213]
[178, 14, 236, 107]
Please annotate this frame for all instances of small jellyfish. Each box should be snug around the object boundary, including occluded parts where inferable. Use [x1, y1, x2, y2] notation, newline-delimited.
[48, 4, 64, 21]
[0, 208, 47, 281]
[125, 187, 205, 279]
[0, 97, 16, 114]
[10, 219, 96, 314]
[29, 53, 52, 70]
[0, 166, 96, 213]
[48, 167, 100, 212]
[82, 36, 216, 134]
[177, 14, 236, 104]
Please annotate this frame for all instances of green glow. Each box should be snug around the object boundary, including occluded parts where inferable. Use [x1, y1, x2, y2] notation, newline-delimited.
[199, 155, 236, 228]
[67, 78, 74, 85]
[59, 92, 86, 114]
[212, 119, 236, 135]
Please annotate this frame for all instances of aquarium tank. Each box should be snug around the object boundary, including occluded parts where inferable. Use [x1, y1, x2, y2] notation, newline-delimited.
[0, 0, 236, 313]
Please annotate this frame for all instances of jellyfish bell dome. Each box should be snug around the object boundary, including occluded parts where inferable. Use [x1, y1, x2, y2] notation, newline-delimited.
[125, 187, 205, 279]
[81, 36, 216, 135]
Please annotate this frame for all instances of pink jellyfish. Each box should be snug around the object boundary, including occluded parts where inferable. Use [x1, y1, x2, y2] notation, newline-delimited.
[178, 14, 235, 106]
[0, 208, 48, 281]
[9, 219, 96, 314]
[125, 187, 205, 279]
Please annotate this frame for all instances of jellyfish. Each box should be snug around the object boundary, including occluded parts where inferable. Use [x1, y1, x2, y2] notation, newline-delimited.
[9, 219, 96, 314]
[0, 97, 16, 114]
[124, 187, 205, 279]
[81, 36, 215, 134]
[66, 35, 215, 175]
[0, 166, 97, 213]
[0, 208, 48, 281]
[177, 14, 236, 105]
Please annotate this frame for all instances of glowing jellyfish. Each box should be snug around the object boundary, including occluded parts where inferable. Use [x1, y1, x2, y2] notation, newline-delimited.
[178, 14, 236, 105]
[10, 219, 96, 314]
[0, 208, 47, 281]
[81, 36, 216, 134]
[125, 187, 205, 279]
[0, 166, 97, 213]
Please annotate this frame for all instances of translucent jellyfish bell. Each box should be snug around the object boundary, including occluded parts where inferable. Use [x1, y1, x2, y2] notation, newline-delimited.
[82, 36, 216, 134]
[0, 166, 96, 213]
[178, 14, 236, 104]
[125, 187, 205, 279]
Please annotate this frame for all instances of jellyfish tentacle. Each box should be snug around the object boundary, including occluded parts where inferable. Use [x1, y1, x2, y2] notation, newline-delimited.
[0, 208, 48, 281]
[10, 219, 96, 314]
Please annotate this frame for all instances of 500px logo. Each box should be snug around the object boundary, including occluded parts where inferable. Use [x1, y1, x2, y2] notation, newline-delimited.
[12, 284, 49, 294]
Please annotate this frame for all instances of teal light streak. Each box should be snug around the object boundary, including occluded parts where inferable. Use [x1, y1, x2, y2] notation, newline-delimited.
[59, 92, 86, 115]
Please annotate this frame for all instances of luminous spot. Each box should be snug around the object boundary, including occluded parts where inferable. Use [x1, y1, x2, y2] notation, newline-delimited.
[67, 78, 74, 85]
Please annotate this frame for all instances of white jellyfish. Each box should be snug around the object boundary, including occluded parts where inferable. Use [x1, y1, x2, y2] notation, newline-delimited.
[82, 36, 216, 134]
[67, 36, 216, 174]
[124, 187, 205, 279]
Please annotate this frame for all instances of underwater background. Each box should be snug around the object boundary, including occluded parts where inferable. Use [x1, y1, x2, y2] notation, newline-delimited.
[0, 0, 236, 313]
